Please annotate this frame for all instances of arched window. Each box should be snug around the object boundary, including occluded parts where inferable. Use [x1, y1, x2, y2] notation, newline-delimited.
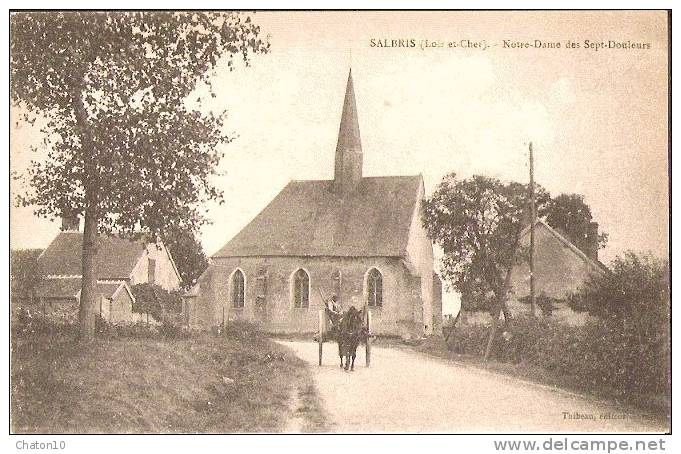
[292, 268, 310, 308]
[366, 268, 383, 307]
[232, 269, 245, 308]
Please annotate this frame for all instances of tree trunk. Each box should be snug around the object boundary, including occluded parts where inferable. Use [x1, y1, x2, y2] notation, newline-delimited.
[482, 219, 527, 361]
[73, 85, 100, 342]
[484, 285, 512, 362]
[78, 201, 98, 341]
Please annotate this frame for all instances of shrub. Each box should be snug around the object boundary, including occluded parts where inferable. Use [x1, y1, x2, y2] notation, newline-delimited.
[448, 312, 670, 401]
[157, 312, 194, 339]
[95, 316, 159, 339]
[12, 307, 78, 338]
[518, 293, 560, 316]
[10, 249, 42, 302]
[567, 252, 669, 322]
[130, 283, 184, 323]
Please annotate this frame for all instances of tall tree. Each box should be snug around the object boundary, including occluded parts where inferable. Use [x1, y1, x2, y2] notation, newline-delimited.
[11, 12, 268, 339]
[546, 193, 608, 254]
[422, 173, 550, 316]
[163, 229, 209, 290]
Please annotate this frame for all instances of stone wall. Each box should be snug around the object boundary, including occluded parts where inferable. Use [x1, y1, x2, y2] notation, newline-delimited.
[188, 256, 427, 338]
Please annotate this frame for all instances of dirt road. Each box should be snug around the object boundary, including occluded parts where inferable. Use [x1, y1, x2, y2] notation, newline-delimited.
[278, 340, 668, 433]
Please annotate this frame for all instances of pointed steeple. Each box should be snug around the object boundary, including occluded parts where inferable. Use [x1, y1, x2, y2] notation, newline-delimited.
[333, 69, 363, 194]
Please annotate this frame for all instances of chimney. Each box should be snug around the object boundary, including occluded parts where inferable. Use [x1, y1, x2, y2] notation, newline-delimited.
[586, 221, 599, 261]
[61, 213, 80, 232]
[333, 69, 363, 195]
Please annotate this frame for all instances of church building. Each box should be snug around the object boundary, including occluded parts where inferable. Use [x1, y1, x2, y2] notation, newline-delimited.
[185, 71, 442, 338]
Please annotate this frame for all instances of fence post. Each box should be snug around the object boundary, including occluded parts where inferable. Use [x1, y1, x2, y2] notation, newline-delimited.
[366, 310, 372, 367]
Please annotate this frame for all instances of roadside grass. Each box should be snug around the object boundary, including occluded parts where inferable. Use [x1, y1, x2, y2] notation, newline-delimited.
[413, 335, 670, 423]
[11, 322, 327, 433]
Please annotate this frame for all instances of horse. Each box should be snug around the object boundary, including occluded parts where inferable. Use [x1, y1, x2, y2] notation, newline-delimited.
[337, 306, 366, 371]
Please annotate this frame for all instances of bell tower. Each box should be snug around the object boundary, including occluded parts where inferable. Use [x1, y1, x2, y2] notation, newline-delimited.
[333, 69, 363, 194]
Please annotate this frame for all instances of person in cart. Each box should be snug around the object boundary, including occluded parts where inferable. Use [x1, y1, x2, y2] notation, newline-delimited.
[322, 294, 343, 341]
[325, 294, 343, 325]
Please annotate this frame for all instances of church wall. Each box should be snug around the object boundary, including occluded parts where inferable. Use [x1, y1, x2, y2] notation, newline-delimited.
[404, 179, 438, 335]
[190, 256, 425, 338]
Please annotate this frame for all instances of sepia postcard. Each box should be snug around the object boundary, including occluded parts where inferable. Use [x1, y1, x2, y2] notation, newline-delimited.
[7, 8, 671, 445]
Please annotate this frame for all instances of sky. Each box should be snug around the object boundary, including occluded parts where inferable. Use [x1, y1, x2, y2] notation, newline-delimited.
[10, 11, 669, 315]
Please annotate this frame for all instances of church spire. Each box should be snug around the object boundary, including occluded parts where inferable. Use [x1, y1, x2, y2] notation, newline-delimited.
[333, 69, 363, 194]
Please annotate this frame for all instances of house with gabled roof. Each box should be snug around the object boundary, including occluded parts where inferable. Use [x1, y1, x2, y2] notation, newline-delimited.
[34, 219, 181, 324]
[508, 218, 608, 323]
[186, 70, 442, 338]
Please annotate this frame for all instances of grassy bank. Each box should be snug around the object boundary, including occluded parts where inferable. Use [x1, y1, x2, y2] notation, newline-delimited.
[11, 322, 326, 433]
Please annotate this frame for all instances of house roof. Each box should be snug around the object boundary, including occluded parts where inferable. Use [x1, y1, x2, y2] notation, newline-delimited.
[520, 219, 608, 273]
[213, 175, 423, 258]
[37, 232, 148, 279]
[34, 277, 133, 301]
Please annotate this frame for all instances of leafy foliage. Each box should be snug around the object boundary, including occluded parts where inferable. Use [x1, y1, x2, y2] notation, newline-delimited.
[422, 173, 550, 312]
[567, 252, 669, 321]
[518, 292, 559, 316]
[163, 229, 209, 290]
[11, 11, 269, 237]
[10, 249, 43, 300]
[546, 193, 608, 254]
[566, 252, 670, 375]
[447, 314, 670, 403]
[130, 283, 183, 322]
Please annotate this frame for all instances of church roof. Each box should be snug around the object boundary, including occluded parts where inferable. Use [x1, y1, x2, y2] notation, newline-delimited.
[213, 175, 423, 258]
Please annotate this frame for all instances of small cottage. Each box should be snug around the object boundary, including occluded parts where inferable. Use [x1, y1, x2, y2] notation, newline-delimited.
[33, 217, 182, 324]
[508, 218, 608, 323]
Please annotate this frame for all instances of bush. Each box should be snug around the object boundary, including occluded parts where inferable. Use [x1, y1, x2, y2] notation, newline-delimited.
[567, 252, 669, 321]
[95, 316, 159, 339]
[130, 283, 184, 323]
[448, 312, 670, 401]
[12, 306, 77, 338]
[518, 293, 560, 316]
[157, 312, 194, 339]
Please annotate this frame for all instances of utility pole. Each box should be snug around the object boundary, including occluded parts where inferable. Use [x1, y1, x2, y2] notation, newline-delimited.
[529, 142, 537, 317]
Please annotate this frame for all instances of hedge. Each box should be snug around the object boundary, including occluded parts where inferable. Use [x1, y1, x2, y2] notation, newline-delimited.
[447, 314, 670, 400]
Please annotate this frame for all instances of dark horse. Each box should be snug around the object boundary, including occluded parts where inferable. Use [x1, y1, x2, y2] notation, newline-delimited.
[337, 306, 366, 371]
